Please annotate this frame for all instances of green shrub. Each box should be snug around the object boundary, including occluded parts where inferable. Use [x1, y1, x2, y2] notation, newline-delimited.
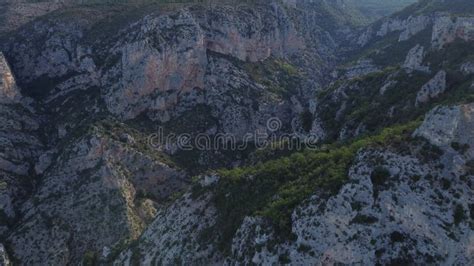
[83, 251, 98, 266]
[454, 204, 466, 225]
[297, 244, 312, 253]
[451, 142, 470, 154]
[390, 231, 406, 243]
[350, 214, 378, 224]
[278, 253, 291, 264]
[300, 110, 314, 133]
[441, 178, 451, 190]
[465, 160, 474, 175]
[371, 166, 391, 186]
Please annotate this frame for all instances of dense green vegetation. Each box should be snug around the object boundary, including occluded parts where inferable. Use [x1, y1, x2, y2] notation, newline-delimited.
[197, 120, 420, 252]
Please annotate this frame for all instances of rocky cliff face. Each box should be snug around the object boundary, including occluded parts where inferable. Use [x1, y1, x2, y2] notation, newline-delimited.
[357, 9, 474, 50]
[114, 103, 474, 265]
[2, 0, 348, 140]
[0, 243, 10, 266]
[6, 124, 188, 264]
[0, 52, 43, 235]
[0, 0, 473, 265]
[0, 1, 360, 264]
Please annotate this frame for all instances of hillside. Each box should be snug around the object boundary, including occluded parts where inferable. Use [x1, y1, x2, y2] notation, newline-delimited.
[352, 0, 417, 20]
[0, 0, 473, 265]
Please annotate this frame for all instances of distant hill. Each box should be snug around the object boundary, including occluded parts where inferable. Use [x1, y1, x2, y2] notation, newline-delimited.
[351, 0, 417, 20]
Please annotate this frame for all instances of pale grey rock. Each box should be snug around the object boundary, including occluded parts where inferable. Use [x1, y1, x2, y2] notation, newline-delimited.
[361, 13, 474, 50]
[224, 146, 473, 265]
[309, 115, 326, 141]
[432, 15, 474, 49]
[403, 44, 430, 72]
[102, 5, 302, 121]
[414, 103, 474, 179]
[414, 103, 474, 149]
[0, 243, 10, 266]
[399, 15, 431, 41]
[1, 0, 346, 145]
[357, 26, 374, 47]
[377, 18, 405, 37]
[101, 246, 111, 261]
[230, 217, 281, 265]
[34, 150, 56, 175]
[461, 62, 474, 75]
[114, 192, 223, 265]
[0, 53, 21, 104]
[199, 174, 220, 187]
[376, 16, 430, 42]
[5, 21, 86, 83]
[2, 2, 473, 266]
[416, 70, 447, 105]
[110, 105, 474, 265]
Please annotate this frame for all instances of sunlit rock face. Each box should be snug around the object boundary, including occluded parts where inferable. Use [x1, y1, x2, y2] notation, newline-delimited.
[101, 5, 303, 120]
[0, 53, 21, 104]
[114, 104, 474, 265]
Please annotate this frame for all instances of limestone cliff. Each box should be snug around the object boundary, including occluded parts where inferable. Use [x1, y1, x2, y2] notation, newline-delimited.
[115, 103, 474, 265]
[0, 0, 473, 265]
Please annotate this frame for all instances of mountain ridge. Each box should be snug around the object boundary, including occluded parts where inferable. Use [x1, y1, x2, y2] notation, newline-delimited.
[0, 0, 473, 265]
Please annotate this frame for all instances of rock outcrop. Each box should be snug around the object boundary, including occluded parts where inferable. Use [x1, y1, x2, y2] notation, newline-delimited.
[461, 62, 474, 75]
[375, 15, 431, 42]
[414, 103, 474, 149]
[6, 124, 187, 264]
[416, 70, 447, 105]
[114, 103, 474, 265]
[114, 192, 222, 265]
[0, 1, 473, 265]
[403, 44, 430, 72]
[231, 148, 472, 265]
[432, 15, 474, 49]
[102, 4, 302, 121]
[360, 11, 474, 49]
[0, 243, 10, 266]
[2, 0, 345, 142]
[0, 53, 21, 104]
